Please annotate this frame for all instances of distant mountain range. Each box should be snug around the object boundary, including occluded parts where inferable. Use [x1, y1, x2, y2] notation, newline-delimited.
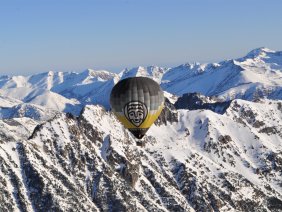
[0, 47, 281, 117]
[0, 48, 282, 211]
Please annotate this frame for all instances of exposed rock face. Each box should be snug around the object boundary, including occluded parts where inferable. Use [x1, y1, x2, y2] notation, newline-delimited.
[175, 92, 231, 114]
[0, 98, 282, 211]
[156, 98, 178, 126]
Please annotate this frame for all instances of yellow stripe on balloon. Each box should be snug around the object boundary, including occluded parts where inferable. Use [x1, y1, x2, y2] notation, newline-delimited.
[114, 104, 164, 129]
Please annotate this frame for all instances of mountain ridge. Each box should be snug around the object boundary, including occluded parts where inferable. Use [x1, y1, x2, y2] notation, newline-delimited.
[0, 48, 280, 120]
[1, 97, 282, 211]
[0, 47, 282, 211]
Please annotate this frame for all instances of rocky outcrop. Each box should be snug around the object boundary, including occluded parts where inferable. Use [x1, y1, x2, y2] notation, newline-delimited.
[175, 92, 231, 114]
[156, 98, 178, 126]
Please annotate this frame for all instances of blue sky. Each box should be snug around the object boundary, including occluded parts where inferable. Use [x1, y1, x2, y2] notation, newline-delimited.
[0, 0, 282, 75]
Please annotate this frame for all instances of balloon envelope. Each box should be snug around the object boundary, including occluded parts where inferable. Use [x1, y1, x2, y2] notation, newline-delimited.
[110, 77, 164, 139]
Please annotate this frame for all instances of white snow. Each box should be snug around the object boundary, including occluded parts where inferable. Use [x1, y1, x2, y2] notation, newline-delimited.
[0, 47, 282, 211]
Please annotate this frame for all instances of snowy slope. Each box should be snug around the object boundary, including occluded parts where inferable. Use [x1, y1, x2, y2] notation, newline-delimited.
[0, 92, 67, 120]
[0, 69, 117, 112]
[51, 69, 117, 97]
[26, 91, 81, 115]
[161, 48, 282, 100]
[0, 95, 23, 108]
[0, 103, 58, 121]
[0, 71, 66, 100]
[0, 117, 38, 141]
[0, 69, 116, 113]
[0, 99, 282, 211]
[120, 66, 167, 83]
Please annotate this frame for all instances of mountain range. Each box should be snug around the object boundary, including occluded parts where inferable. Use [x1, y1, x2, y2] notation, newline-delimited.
[0, 47, 282, 211]
[0, 47, 281, 117]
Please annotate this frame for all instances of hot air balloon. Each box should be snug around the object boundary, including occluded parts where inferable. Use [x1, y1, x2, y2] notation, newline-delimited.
[110, 77, 164, 139]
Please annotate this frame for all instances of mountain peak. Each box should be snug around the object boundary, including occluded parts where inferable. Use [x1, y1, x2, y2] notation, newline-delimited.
[245, 47, 275, 58]
[47, 70, 54, 76]
[119, 65, 165, 83]
[80, 69, 116, 81]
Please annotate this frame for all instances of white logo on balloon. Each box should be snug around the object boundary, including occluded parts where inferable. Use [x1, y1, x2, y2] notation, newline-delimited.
[124, 101, 148, 127]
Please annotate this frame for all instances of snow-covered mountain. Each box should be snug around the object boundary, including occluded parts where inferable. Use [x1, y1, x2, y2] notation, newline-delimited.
[162, 48, 282, 100]
[1, 48, 281, 114]
[0, 117, 38, 141]
[119, 66, 167, 83]
[0, 103, 59, 121]
[0, 69, 117, 117]
[26, 91, 81, 115]
[0, 95, 22, 108]
[0, 47, 282, 211]
[0, 98, 282, 211]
